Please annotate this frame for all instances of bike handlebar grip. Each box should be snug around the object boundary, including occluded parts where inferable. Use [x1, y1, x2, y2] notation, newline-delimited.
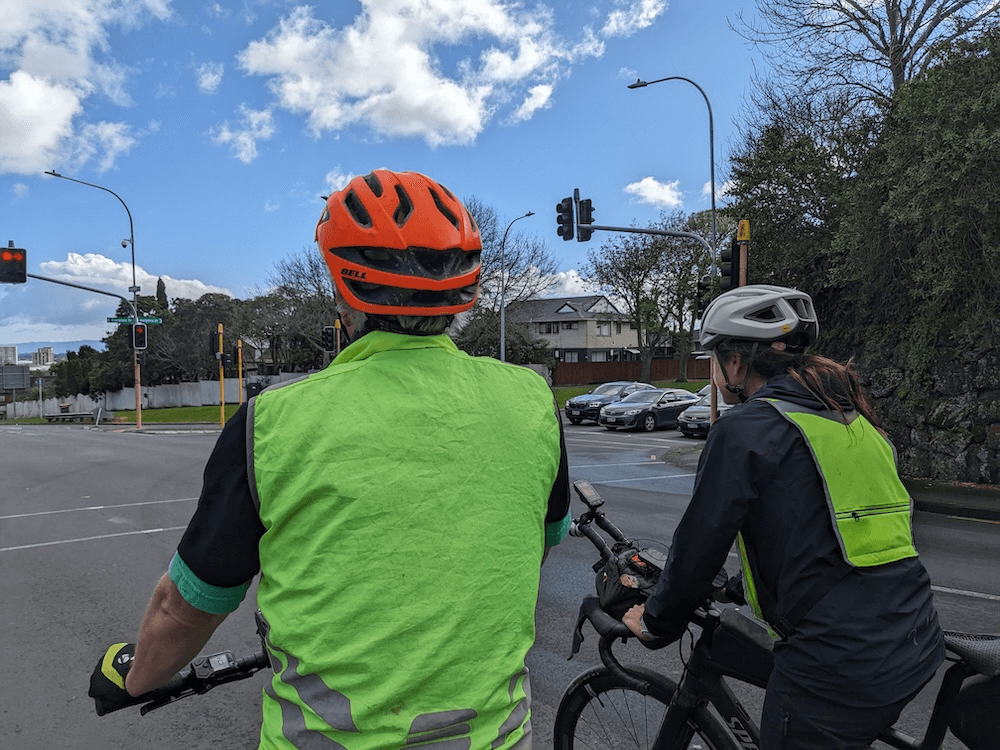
[138, 670, 189, 703]
[578, 523, 617, 561]
[582, 596, 632, 640]
[238, 650, 272, 672]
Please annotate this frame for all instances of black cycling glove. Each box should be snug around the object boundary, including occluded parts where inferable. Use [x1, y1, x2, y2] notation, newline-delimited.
[89, 643, 145, 716]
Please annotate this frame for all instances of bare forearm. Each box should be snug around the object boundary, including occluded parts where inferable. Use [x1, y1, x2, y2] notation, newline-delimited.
[125, 573, 228, 696]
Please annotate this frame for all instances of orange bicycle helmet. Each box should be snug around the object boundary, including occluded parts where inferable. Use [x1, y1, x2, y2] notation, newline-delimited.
[316, 170, 482, 316]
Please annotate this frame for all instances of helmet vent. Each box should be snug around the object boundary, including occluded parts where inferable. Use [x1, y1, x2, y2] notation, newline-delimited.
[363, 172, 383, 197]
[747, 305, 781, 322]
[343, 190, 373, 228]
[393, 185, 414, 226]
[428, 187, 459, 229]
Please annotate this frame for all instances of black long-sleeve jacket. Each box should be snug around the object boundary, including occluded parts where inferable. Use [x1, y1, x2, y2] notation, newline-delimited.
[642, 374, 943, 706]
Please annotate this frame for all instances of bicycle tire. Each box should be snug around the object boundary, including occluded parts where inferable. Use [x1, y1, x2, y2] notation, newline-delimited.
[553, 665, 740, 750]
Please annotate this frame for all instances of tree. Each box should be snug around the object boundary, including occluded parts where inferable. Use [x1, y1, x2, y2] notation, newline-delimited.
[453, 308, 554, 366]
[156, 277, 167, 307]
[736, 1, 1000, 114]
[834, 28, 1000, 369]
[583, 211, 715, 382]
[254, 247, 338, 371]
[464, 196, 559, 313]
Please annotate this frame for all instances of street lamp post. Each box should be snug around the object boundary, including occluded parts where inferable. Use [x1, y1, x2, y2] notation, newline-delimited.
[498, 211, 534, 362]
[627, 76, 717, 263]
[44, 170, 143, 429]
[627, 76, 719, 424]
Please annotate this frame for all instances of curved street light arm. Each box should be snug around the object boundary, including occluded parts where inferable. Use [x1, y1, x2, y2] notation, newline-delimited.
[499, 210, 535, 362]
[627, 76, 717, 267]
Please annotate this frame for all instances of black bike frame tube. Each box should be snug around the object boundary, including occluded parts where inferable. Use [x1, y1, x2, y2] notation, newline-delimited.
[876, 661, 974, 750]
[656, 639, 762, 750]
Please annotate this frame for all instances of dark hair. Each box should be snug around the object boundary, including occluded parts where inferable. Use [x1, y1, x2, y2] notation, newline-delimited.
[715, 340, 882, 431]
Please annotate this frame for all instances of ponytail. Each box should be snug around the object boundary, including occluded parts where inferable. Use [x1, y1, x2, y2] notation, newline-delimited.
[715, 340, 882, 430]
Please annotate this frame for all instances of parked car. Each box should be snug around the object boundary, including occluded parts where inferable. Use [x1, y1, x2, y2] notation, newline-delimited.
[677, 389, 735, 438]
[598, 388, 700, 432]
[564, 381, 656, 424]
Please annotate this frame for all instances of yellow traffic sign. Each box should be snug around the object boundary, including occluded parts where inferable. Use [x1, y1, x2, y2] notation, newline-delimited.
[737, 220, 750, 242]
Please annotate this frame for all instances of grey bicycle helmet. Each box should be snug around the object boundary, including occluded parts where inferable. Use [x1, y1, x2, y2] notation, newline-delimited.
[700, 284, 818, 351]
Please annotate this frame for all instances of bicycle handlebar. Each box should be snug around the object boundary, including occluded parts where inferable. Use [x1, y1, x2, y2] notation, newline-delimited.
[136, 649, 271, 715]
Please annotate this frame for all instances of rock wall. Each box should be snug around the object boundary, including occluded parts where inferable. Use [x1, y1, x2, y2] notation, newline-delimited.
[862, 347, 1000, 485]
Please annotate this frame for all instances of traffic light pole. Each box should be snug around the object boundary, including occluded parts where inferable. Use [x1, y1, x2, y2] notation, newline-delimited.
[26, 272, 143, 428]
[577, 223, 713, 253]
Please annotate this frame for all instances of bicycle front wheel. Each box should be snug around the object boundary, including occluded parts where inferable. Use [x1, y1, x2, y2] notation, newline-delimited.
[553, 665, 738, 750]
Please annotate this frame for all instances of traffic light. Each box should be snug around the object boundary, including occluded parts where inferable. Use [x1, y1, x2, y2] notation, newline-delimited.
[322, 325, 336, 352]
[556, 197, 574, 241]
[132, 323, 148, 350]
[577, 198, 594, 242]
[696, 275, 712, 316]
[720, 236, 742, 292]
[209, 330, 222, 355]
[0, 243, 26, 284]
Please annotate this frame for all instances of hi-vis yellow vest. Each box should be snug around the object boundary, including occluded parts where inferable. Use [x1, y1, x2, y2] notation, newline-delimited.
[248, 331, 561, 750]
[738, 399, 918, 632]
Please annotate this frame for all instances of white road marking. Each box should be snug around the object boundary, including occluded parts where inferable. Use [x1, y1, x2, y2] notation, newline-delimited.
[0, 526, 187, 553]
[0, 497, 197, 521]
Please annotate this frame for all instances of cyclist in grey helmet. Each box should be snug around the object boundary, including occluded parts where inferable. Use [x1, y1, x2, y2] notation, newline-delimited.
[623, 284, 944, 750]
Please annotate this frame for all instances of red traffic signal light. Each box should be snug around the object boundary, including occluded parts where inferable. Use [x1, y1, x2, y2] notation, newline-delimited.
[0, 243, 27, 284]
[132, 323, 148, 350]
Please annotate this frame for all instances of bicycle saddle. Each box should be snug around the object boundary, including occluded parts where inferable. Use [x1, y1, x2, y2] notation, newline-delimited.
[943, 631, 1000, 677]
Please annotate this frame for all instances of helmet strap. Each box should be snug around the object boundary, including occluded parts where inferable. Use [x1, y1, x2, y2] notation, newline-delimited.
[721, 342, 760, 404]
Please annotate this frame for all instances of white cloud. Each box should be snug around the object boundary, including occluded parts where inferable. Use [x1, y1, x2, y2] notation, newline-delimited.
[196, 61, 224, 93]
[38, 252, 232, 300]
[703, 179, 733, 203]
[210, 105, 276, 163]
[264, 201, 280, 212]
[233, 2, 608, 148]
[545, 269, 597, 297]
[602, 0, 668, 38]
[323, 168, 356, 195]
[11, 182, 29, 198]
[511, 84, 553, 122]
[0, 0, 172, 175]
[0, 251, 231, 344]
[624, 176, 684, 208]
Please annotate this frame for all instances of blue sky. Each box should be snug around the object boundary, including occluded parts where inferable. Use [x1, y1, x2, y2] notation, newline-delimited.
[1, 0, 762, 347]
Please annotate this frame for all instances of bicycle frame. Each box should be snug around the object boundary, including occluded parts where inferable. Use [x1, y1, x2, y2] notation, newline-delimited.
[566, 479, 986, 750]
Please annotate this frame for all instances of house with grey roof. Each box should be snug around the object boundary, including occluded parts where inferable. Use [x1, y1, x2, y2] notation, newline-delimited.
[505, 295, 641, 363]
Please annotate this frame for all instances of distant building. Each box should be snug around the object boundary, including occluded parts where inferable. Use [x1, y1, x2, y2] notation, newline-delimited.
[0, 345, 17, 365]
[31, 347, 55, 366]
[506, 295, 642, 363]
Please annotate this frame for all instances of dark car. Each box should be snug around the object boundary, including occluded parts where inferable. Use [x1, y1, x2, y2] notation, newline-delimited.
[677, 389, 735, 438]
[564, 381, 656, 424]
[598, 388, 700, 432]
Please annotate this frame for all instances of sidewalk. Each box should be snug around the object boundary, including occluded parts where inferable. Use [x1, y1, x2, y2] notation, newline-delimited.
[903, 478, 1000, 522]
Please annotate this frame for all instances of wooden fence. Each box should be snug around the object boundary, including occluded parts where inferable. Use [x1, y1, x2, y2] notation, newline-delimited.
[552, 358, 710, 386]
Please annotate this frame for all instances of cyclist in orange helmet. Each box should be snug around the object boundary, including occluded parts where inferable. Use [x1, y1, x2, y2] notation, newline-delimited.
[90, 170, 571, 749]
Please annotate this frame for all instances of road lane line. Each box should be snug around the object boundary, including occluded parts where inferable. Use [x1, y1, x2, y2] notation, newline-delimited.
[931, 585, 1000, 602]
[0, 526, 187, 553]
[0, 497, 197, 521]
[571, 461, 668, 468]
[589, 474, 697, 483]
